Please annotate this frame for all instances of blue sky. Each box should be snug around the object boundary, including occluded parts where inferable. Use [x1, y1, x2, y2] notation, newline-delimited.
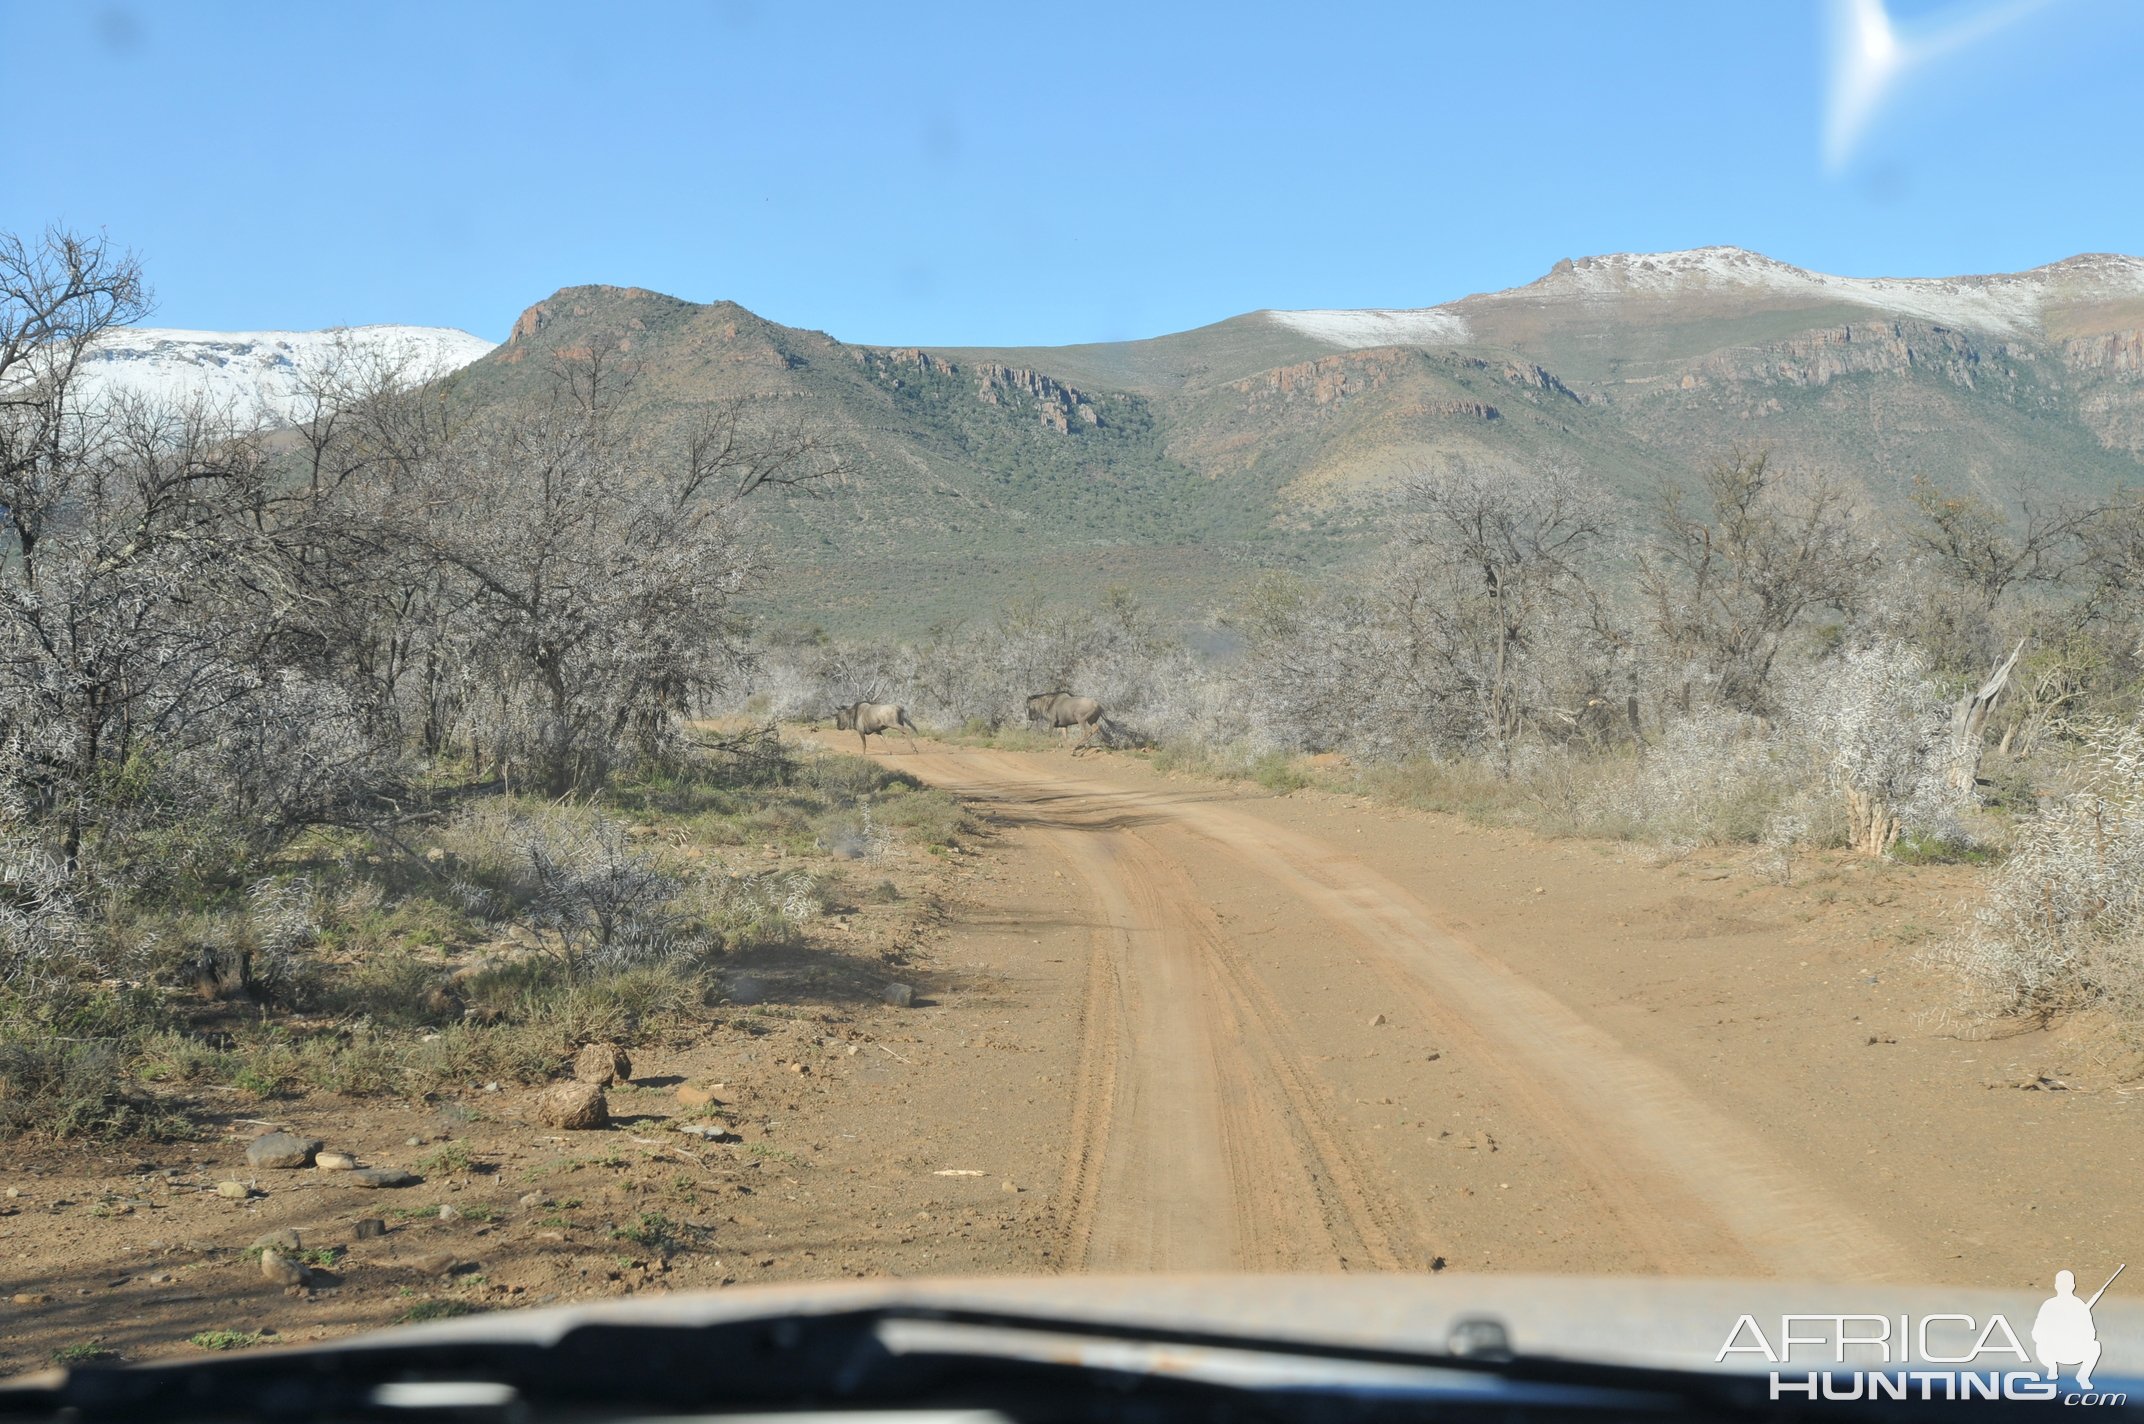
[3, 1, 2138, 346]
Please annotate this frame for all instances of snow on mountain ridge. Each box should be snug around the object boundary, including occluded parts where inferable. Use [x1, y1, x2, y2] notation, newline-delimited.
[1263, 248, 2144, 352]
[1263, 306, 1473, 349]
[77, 324, 496, 423]
[1530, 247, 2144, 337]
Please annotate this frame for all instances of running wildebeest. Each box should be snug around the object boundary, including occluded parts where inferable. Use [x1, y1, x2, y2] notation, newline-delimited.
[1026, 690, 1109, 752]
[833, 701, 919, 753]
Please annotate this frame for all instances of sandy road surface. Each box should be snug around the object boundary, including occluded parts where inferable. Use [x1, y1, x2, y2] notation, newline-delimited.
[10, 737, 2139, 1374]
[875, 741, 2141, 1287]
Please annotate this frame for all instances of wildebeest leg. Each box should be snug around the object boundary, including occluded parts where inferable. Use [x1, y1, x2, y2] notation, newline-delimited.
[858, 730, 869, 754]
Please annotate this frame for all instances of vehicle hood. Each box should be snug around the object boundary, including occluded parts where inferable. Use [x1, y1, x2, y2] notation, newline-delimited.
[345, 1273, 2144, 1376]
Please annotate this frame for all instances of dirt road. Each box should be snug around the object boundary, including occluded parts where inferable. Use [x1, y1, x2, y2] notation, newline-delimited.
[880, 742, 2144, 1287]
[9, 738, 2139, 1373]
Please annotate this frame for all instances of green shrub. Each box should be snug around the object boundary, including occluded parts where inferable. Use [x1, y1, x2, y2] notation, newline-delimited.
[0, 1027, 170, 1140]
[189, 1330, 267, 1352]
[52, 1341, 120, 1366]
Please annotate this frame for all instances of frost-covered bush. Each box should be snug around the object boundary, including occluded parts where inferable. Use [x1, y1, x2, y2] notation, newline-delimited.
[245, 878, 321, 1003]
[0, 827, 84, 995]
[1783, 639, 1958, 855]
[1613, 705, 1795, 847]
[513, 815, 690, 978]
[1934, 714, 2144, 1020]
[701, 869, 826, 946]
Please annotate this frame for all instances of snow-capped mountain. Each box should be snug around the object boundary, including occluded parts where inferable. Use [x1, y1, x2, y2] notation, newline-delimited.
[1260, 247, 2144, 350]
[75, 325, 496, 423]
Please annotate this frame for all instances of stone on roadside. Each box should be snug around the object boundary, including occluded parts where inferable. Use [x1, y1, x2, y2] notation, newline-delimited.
[882, 982, 915, 1008]
[245, 1133, 322, 1170]
[517, 1191, 551, 1209]
[354, 1218, 387, 1240]
[535, 1080, 608, 1131]
[1369, 1013, 1387, 1027]
[259, 1249, 310, 1287]
[675, 1082, 723, 1109]
[678, 1121, 734, 1141]
[573, 1041, 633, 1087]
[435, 1204, 460, 1222]
[411, 1252, 459, 1277]
[348, 1168, 418, 1189]
[314, 1151, 358, 1171]
[214, 1180, 253, 1200]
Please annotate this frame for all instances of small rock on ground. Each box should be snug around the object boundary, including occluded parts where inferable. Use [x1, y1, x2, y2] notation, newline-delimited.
[678, 1122, 734, 1141]
[535, 1080, 608, 1130]
[882, 982, 915, 1008]
[354, 1219, 387, 1240]
[214, 1181, 253, 1200]
[348, 1168, 418, 1188]
[259, 1249, 310, 1287]
[244, 1133, 322, 1169]
[573, 1041, 633, 1086]
[314, 1151, 358, 1171]
[675, 1082, 723, 1109]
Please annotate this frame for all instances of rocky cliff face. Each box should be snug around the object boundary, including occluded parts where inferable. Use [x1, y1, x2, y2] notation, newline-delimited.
[1681, 322, 2017, 391]
[862, 347, 1103, 431]
[2065, 328, 2144, 376]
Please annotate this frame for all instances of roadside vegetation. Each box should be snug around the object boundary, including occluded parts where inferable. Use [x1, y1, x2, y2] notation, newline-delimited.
[0, 225, 965, 1144]
[757, 458, 2144, 1054]
[9, 216, 2143, 1143]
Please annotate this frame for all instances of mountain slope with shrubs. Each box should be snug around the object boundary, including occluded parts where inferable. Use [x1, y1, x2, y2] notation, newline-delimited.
[750, 446, 2144, 1067]
[440, 249, 2144, 633]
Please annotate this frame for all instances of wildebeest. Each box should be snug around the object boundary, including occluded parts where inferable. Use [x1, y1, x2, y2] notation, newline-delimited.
[833, 701, 919, 753]
[1026, 691, 1108, 752]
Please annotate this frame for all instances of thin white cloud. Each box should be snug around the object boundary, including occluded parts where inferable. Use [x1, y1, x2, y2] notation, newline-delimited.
[1823, 0, 2055, 171]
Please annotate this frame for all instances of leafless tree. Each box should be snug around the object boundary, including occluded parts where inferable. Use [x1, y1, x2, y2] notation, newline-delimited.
[1387, 462, 1616, 755]
[1639, 448, 1881, 715]
[378, 356, 845, 793]
[1, 226, 150, 582]
[1905, 474, 2097, 613]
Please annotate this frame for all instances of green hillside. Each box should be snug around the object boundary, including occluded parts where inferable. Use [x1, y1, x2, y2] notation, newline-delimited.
[439, 253, 2144, 635]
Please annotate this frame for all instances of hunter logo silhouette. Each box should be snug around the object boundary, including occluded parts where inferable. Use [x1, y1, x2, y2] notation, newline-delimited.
[2034, 1265, 2124, 1390]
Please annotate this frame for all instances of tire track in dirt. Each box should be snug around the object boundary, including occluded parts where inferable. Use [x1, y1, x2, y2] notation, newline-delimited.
[1046, 886, 1121, 1269]
[989, 783, 1431, 1271]
[1130, 838, 1426, 1271]
[1162, 808, 1918, 1282]
[914, 746, 1923, 1284]
[1041, 820, 1239, 1268]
